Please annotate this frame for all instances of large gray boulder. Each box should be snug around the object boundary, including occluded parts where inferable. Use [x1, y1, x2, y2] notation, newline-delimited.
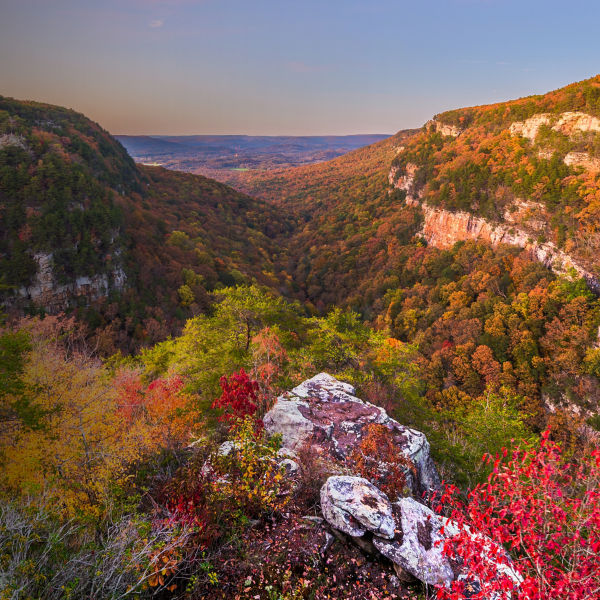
[373, 497, 457, 586]
[267, 375, 519, 594]
[320, 476, 396, 539]
[263, 373, 440, 496]
[321, 485, 521, 594]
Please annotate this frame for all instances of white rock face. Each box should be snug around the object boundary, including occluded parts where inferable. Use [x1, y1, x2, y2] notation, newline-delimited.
[262, 394, 314, 451]
[503, 199, 546, 231]
[554, 111, 600, 135]
[271, 376, 520, 592]
[217, 440, 238, 457]
[537, 148, 555, 160]
[377, 498, 521, 593]
[280, 458, 300, 475]
[510, 111, 600, 141]
[264, 373, 441, 495]
[390, 162, 419, 201]
[0, 133, 29, 151]
[373, 497, 456, 586]
[416, 203, 600, 293]
[563, 151, 600, 171]
[427, 119, 462, 138]
[321, 484, 521, 593]
[13, 251, 127, 313]
[509, 114, 551, 140]
[320, 476, 396, 539]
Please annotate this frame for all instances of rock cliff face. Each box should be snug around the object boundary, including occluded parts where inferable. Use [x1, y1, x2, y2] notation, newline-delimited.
[13, 252, 127, 313]
[510, 111, 600, 140]
[389, 164, 600, 294]
[419, 205, 599, 292]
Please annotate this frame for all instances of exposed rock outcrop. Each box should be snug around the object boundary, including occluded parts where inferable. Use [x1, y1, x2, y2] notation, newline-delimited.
[11, 251, 127, 313]
[267, 375, 520, 593]
[389, 162, 418, 199]
[263, 373, 440, 496]
[510, 111, 600, 141]
[503, 199, 546, 231]
[0, 133, 29, 151]
[418, 204, 600, 293]
[563, 151, 600, 172]
[555, 111, 600, 135]
[320, 476, 396, 539]
[509, 113, 551, 140]
[388, 164, 600, 294]
[427, 119, 462, 138]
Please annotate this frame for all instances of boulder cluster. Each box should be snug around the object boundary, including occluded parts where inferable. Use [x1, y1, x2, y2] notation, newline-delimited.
[264, 373, 519, 593]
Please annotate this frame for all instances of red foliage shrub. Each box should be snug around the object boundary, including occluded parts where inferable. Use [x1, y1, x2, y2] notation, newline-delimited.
[165, 481, 213, 532]
[211, 369, 260, 424]
[436, 431, 600, 600]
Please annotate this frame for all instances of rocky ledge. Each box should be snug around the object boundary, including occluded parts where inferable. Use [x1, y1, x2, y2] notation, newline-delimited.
[389, 163, 600, 295]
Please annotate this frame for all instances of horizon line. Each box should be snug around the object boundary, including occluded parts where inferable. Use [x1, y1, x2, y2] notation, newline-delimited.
[113, 132, 397, 138]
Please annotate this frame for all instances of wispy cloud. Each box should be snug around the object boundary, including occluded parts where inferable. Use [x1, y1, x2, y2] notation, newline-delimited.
[149, 19, 164, 28]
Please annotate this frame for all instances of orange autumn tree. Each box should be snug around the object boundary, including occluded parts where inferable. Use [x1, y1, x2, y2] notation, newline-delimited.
[251, 327, 288, 412]
[0, 316, 201, 521]
[115, 370, 200, 453]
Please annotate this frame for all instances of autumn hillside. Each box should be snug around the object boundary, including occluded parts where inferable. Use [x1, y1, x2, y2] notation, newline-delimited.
[2, 78, 600, 600]
[390, 75, 600, 279]
[223, 129, 418, 311]
[0, 95, 292, 351]
[222, 78, 600, 435]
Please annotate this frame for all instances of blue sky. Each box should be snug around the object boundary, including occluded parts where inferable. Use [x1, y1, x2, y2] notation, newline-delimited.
[1, 0, 599, 135]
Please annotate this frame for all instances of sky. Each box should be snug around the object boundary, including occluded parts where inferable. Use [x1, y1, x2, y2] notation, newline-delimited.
[1, 0, 600, 135]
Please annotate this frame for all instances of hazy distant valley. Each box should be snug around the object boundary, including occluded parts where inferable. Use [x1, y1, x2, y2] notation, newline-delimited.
[115, 133, 389, 182]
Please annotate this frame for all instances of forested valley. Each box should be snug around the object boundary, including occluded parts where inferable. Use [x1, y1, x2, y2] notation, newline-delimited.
[1, 78, 600, 599]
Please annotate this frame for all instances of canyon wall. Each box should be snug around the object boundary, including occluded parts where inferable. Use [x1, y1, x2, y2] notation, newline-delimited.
[11, 252, 127, 313]
[390, 162, 600, 294]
